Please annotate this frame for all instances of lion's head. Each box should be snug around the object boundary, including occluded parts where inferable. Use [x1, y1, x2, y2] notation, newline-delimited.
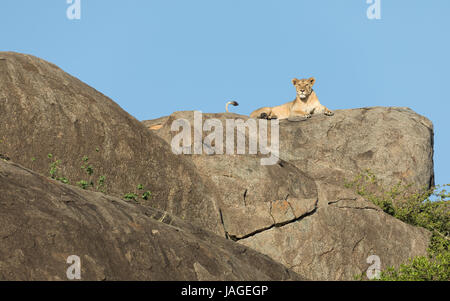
[292, 77, 316, 99]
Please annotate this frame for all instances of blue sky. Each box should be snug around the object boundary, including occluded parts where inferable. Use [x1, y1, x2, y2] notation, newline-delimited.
[1, 0, 449, 186]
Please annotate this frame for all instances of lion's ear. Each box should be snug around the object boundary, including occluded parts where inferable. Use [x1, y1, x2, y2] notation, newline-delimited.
[292, 78, 299, 85]
[309, 77, 316, 86]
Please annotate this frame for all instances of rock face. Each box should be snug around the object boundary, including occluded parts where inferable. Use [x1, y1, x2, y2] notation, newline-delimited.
[0, 160, 302, 280]
[144, 107, 434, 192]
[278, 107, 435, 191]
[0, 52, 435, 281]
[145, 111, 433, 280]
[0, 52, 224, 235]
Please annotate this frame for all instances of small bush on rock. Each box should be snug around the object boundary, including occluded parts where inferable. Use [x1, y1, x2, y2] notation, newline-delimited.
[346, 170, 449, 281]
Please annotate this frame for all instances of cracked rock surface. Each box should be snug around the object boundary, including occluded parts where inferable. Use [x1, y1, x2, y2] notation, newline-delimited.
[0, 52, 434, 280]
[0, 160, 303, 280]
[147, 111, 433, 280]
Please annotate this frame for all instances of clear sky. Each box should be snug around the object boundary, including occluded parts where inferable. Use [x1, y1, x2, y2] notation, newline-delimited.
[1, 0, 449, 186]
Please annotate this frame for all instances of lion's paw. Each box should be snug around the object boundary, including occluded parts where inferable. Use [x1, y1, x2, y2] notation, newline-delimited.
[324, 111, 334, 116]
[259, 112, 269, 119]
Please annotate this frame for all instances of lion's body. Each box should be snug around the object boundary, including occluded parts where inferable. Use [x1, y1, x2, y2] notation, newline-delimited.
[250, 77, 333, 120]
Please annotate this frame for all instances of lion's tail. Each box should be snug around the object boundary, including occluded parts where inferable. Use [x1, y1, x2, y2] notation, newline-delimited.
[226, 101, 239, 113]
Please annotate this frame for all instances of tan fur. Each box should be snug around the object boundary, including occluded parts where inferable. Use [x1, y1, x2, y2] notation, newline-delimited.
[149, 124, 163, 130]
[250, 77, 333, 120]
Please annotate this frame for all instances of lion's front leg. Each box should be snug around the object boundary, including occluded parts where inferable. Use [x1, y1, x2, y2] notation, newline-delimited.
[324, 107, 334, 116]
[288, 110, 311, 122]
[315, 105, 334, 116]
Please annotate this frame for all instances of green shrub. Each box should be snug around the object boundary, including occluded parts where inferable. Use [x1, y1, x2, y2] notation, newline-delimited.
[123, 184, 152, 202]
[96, 175, 106, 192]
[379, 252, 449, 281]
[123, 192, 139, 202]
[142, 190, 152, 200]
[79, 155, 106, 193]
[346, 170, 449, 281]
[47, 154, 70, 184]
[77, 180, 90, 190]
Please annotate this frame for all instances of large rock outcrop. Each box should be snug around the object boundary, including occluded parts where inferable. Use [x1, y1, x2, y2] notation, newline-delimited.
[144, 107, 434, 192]
[0, 160, 302, 280]
[144, 111, 433, 280]
[0, 52, 435, 281]
[0, 52, 224, 235]
[278, 107, 434, 191]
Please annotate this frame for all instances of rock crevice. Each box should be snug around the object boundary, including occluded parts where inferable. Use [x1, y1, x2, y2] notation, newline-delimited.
[147, 110, 433, 280]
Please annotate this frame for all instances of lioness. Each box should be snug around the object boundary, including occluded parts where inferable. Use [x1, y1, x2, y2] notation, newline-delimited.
[250, 77, 334, 120]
